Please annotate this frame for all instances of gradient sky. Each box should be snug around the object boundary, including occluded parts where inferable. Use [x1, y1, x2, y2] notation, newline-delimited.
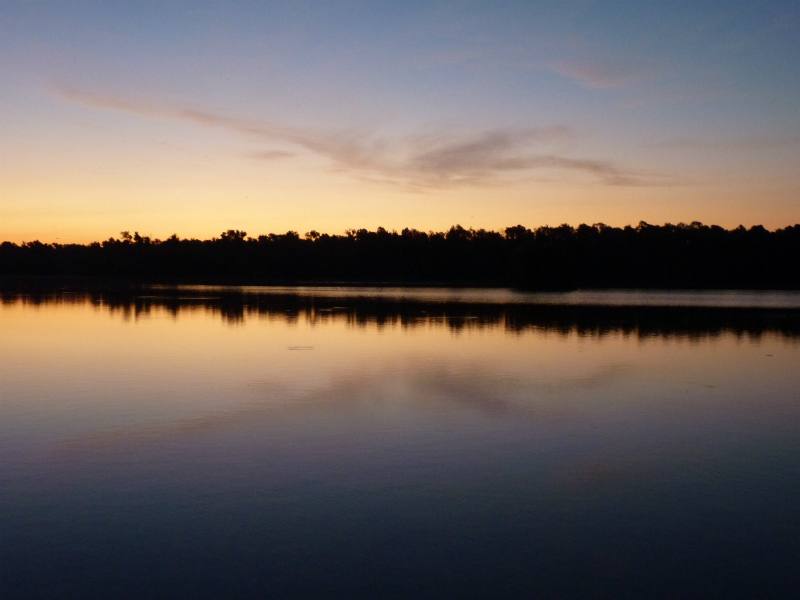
[2, 0, 799, 243]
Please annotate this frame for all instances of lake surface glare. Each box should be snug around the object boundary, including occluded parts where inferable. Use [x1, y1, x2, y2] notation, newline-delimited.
[2, 288, 800, 599]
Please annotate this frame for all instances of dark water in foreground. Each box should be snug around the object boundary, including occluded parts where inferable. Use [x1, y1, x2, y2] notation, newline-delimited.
[2, 288, 800, 599]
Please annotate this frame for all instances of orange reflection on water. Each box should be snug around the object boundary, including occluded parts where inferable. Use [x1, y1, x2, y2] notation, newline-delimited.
[2, 293, 798, 451]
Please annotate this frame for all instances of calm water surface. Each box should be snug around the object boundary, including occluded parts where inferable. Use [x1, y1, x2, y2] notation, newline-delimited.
[2, 288, 800, 598]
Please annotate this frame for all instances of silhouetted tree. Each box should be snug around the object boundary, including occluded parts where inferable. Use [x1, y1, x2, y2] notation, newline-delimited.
[2, 222, 799, 289]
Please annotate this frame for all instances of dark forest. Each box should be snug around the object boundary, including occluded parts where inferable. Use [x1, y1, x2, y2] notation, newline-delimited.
[2, 222, 799, 290]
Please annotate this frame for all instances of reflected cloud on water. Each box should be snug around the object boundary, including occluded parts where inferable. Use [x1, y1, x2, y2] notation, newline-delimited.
[51, 360, 633, 454]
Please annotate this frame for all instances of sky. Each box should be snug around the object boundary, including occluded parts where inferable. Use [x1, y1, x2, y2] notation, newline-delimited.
[1, 0, 799, 244]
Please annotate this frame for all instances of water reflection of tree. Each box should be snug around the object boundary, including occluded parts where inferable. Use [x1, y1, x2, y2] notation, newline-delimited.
[4, 290, 800, 339]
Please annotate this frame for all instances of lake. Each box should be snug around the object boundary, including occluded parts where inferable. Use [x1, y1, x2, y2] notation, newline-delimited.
[2, 287, 800, 598]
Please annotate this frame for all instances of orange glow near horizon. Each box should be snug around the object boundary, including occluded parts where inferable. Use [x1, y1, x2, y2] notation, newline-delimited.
[3, 176, 799, 246]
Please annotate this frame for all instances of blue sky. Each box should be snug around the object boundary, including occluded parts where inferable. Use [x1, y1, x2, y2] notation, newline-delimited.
[2, 0, 799, 242]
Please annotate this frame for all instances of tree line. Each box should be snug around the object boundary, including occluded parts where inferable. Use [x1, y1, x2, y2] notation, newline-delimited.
[2, 222, 799, 289]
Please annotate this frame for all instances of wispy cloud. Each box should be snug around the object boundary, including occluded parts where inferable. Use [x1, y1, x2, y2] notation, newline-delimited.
[648, 133, 800, 151]
[55, 84, 658, 188]
[248, 149, 295, 161]
[550, 59, 654, 89]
